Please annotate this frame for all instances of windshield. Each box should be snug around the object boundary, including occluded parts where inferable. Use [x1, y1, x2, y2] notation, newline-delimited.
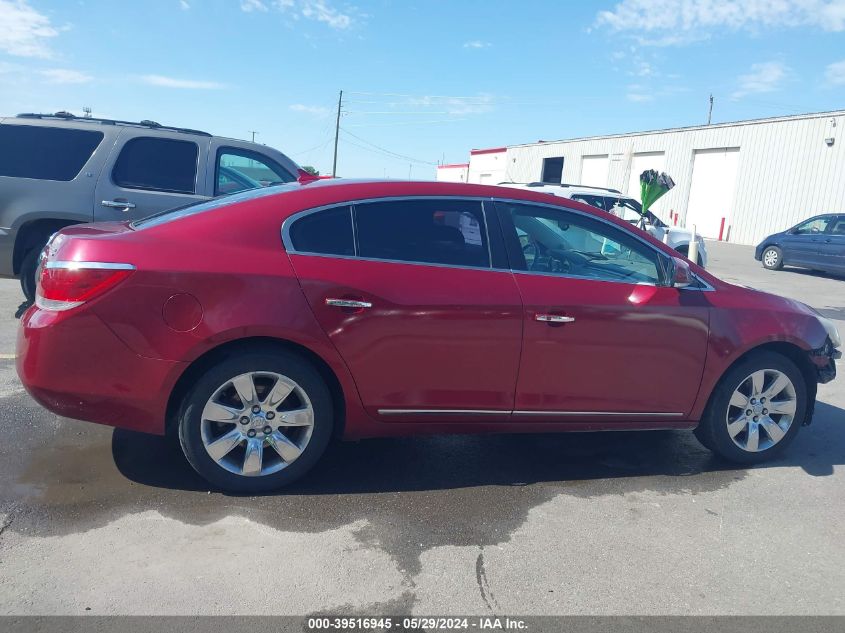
[131, 183, 301, 229]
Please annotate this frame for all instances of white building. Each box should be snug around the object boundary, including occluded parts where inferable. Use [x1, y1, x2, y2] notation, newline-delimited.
[440, 110, 844, 245]
[435, 162, 469, 183]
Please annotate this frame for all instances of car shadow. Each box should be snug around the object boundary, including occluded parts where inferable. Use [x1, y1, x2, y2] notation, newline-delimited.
[784, 266, 845, 282]
[111, 401, 845, 497]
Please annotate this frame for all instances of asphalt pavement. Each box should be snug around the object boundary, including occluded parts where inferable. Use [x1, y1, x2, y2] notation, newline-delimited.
[0, 240, 843, 616]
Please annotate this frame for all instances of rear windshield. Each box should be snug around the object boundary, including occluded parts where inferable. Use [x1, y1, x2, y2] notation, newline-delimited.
[0, 124, 104, 181]
[131, 183, 301, 229]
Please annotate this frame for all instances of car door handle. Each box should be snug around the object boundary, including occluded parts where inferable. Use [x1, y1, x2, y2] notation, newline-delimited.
[535, 314, 575, 323]
[325, 298, 372, 309]
[101, 199, 136, 210]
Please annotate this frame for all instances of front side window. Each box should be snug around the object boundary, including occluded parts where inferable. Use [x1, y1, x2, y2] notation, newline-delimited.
[501, 202, 663, 285]
[216, 149, 295, 196]
[288, 206, 354, 256]
[793, 216, 832, 235]
[112, 137, 198, 194]
[0, 125, 103, 181]
[355, 199, 489, 268]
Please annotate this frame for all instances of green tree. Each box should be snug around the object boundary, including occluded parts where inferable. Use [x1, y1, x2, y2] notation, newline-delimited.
[302, 165, 320, 176]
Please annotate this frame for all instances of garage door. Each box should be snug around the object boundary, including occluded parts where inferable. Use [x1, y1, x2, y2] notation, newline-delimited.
[685, 148, 740, 239]
[626, 152, 666, 212]
[580, 155, 609, 187]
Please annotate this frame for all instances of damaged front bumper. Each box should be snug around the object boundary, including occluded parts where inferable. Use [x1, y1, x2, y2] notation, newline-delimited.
[811, 338, 840, 385]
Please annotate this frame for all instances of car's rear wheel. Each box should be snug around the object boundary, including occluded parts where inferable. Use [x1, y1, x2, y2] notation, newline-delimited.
[762, 246, 783, 270]
[178, 350, 333, 492]
[694, 351, 806, 464]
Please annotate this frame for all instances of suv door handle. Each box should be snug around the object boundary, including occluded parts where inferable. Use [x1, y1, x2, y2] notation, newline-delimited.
[535, 314, 575, 323]
[101, 199, 136, 210]
[326, 298, 372, 309]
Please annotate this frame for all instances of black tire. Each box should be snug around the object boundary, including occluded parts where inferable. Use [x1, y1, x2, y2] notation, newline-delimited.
[178, 350, 334, 492]
[675, 245, 704, 267]
[761, 246, 783, 270]
[19, 248, 40, 303]
[693, 351, 806, 464]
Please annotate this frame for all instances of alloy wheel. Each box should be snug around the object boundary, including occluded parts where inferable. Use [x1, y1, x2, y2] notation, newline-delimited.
[200, 371, 314, 477]
[763, 249, 779, 268]
[725, 369, 797, 452]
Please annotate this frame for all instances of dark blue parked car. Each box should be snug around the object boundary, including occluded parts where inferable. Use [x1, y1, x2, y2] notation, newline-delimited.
[755, 214, 845, 275]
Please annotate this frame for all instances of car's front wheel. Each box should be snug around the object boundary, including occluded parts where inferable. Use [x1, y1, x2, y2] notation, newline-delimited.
[761, 246, 783, 270]
[178, 350, 334, 492]
[694, 351, 806, 464]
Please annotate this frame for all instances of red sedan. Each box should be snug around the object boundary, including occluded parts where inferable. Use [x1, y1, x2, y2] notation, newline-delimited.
[17, 180, 841, 491]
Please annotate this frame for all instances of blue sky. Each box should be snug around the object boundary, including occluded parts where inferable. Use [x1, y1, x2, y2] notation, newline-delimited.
[1, 0, 844, 179]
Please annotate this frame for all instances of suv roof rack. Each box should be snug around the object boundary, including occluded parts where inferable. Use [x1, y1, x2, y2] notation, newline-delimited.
[15, 112, 212, 137]
[522, 181, 622, 194]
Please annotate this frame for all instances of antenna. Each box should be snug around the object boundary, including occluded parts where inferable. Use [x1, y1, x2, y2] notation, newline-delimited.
[707, 94, 714, 125]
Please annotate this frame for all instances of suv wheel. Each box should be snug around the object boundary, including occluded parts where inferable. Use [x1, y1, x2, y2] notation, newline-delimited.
[762, 246, 783, 270]
[675, 245, 704, 267]
[19, 248, 40, 304]
[178, 350, 334, 492]
[694, 351, 806, 464]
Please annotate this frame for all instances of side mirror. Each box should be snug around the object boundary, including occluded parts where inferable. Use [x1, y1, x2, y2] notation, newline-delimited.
[669, 256, 693, 288]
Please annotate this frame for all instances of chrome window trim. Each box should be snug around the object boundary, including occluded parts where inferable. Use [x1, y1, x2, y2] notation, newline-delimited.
[279, 195, 717, 290]
[45, 261, 136, 270]
[282, 195, 496, 271]
[378, 408, 684, 417]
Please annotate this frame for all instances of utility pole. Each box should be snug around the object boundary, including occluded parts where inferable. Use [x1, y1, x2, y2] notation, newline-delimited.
[332, 90, 343, 177]
[707, 94, 714, 125]
[248, 130, 258, 142]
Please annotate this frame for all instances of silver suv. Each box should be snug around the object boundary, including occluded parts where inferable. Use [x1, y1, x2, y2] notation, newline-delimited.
[0, 113, 304, 300]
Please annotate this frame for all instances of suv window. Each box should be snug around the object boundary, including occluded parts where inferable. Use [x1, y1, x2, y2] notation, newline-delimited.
[355, 199, 489, 268]
[793, 216, 832, 235]
[289, 206, 354, 256]
[830, 217, 845, 235]
[0, 125, 103, 181]
[216, 148, 295, 195]
[500, 202, 663, 285]
[112, 137, 198, 194]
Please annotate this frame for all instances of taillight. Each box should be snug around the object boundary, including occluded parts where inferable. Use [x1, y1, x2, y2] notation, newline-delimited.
[35, 262, 135, 311]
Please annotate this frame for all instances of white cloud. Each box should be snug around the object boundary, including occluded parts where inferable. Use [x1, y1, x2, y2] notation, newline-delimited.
[824, 59, 845, 85]
[596, 0, 845, 45]
[241, 0, 355, 29]
[240, 0, 267, 11]
[404, 94, 495, 116]
[179, 0, 190, 9]
[626, 84, 655, 102]
[0, 0, 60, 58]
[732, 61, 788, 98]
[463, 40, 491, 49]
[289, 103, 331, 116]
[141, 74, 227, 89]
[39, 68, 93, 84]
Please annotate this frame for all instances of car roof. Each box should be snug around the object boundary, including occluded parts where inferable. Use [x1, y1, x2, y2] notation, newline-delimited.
[11, 112, 212, 137]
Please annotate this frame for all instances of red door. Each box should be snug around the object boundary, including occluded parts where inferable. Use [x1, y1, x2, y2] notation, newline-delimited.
[286, 198, 522, 421]
[496, 200, 710, 420]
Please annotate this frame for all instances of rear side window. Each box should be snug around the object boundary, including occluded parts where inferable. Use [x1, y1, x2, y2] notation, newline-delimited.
[355, 199, 489, 268]
[112, 137, 198, 194]
[289, 206, 354, 256]
[0, 124, 103, 181]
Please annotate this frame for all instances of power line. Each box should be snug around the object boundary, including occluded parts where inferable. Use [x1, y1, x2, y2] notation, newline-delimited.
[340, 128, 436, 165]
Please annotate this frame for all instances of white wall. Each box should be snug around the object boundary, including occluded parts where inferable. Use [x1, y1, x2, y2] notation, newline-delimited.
[435, 164, 468, 183]
[503, 111, 845, 245]
[467, 151, 508, 184]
